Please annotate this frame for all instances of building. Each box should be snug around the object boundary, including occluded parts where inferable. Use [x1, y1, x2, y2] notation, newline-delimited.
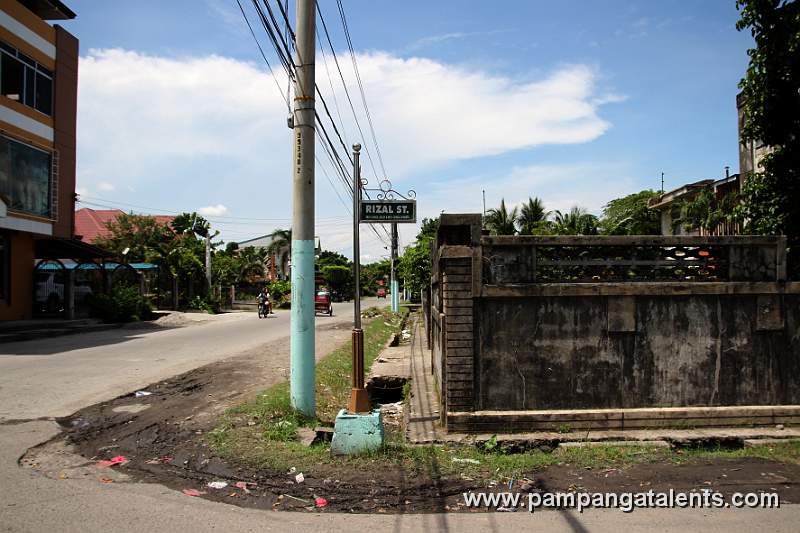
[74, 207, 174, 244]
[648, 174, 741, 236]
[0, 0, 80, 320]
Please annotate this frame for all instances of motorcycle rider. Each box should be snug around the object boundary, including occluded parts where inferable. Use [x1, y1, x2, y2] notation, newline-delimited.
[256, 286, 272, 316]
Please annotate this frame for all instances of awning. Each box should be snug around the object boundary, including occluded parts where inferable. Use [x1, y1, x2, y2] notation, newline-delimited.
[34, 237, 114, 261]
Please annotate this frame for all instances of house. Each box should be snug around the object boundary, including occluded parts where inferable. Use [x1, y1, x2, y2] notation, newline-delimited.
[74, 207, 174, 244]
[648, 174, 741, 236]
[0, 0, 82, 320]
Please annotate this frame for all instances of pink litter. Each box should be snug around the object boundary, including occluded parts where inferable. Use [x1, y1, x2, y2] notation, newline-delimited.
[182, 489, 206, 497]
[315, 497, 328, 508]
[96, 455, 129, 468]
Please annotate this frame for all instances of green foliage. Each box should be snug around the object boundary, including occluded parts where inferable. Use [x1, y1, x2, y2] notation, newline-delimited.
[92, 213, 172, 263]
[322, 264, 352, 295]
[397, 217, 438, 303]
[600, 190, 661, 235]
[266, 228, 292, 276]
[361, 259, 390, 296]
[736, 0, 800, 275]
[88, 285, 153, 323]
[518, 197, 550, 235]
[681, 186, 742, 233]
[267, 280, 291, 302]
[317, 250, 350, 269]
[187, 295, 219, 314]
[485, 199, 519, 235]
[553, 206, 599, 235]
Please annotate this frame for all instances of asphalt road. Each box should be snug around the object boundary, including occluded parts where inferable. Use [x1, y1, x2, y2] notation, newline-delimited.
[1, 299, 798, 532]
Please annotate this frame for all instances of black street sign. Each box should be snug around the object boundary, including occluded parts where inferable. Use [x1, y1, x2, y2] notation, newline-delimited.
[360, 200, 417, 223]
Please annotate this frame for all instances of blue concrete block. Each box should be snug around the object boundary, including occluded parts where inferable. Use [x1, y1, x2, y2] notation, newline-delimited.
[330, 409, 384, 455]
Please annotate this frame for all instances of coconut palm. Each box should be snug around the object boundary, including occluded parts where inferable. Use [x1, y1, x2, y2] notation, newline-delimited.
[518, 197, 550, 235]
[553, 206, 599, 235]
[266, 228, 292, 277]
[485, 199, 519, 235]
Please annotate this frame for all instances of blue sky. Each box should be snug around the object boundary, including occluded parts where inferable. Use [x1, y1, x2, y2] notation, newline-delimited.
[59, 0, 754, 259]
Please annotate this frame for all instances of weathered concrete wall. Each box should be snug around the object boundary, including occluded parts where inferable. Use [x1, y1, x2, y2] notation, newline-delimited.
[430, 215, 799, 432]
[477, 294, 800, 411]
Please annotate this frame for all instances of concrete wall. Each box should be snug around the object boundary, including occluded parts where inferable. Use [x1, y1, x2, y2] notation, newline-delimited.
[477, 294, 800, 411]
[428, 214, 799, 432]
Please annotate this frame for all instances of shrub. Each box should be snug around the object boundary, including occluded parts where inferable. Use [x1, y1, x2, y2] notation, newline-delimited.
[88, 285, 153, 323]
[187, 295, 219, 314]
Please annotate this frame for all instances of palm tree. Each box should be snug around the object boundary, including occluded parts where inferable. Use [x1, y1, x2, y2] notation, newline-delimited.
[237, 246, 268, 282]
[518, 197, 549, 235]
[266, 228, 292, 278]
[553, 206, 599, 235]
[485, 199, 519, 235]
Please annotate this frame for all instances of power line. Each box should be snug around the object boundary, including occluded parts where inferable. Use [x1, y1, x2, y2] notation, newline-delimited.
[335, 0, 388, 180]
[235, 0, 289, 110]
[315, 0, 381, 183]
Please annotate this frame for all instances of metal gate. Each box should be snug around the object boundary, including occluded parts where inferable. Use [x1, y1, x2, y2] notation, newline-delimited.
[73, 261, 105, 317]
[110, 263, 139, 291]
[33, 259, 66, 318]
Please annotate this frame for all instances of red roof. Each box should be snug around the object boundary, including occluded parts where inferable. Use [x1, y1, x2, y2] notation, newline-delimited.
[75, 208, 174, 243]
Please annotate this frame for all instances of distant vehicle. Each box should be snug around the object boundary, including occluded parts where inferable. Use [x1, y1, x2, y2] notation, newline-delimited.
[315, 289, 333, 316]
[376, 287, 387, 298]
[34, 271, 93, 313]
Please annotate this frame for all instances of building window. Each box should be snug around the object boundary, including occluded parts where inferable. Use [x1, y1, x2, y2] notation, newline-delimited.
[0, 135, 53, 218]
[0, 42, 53, 116]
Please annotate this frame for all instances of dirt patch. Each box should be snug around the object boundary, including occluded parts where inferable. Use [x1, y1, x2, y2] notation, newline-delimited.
[21, 319, 800, 513]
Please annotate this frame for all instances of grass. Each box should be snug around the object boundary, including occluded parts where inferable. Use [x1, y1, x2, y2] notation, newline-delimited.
[209, 306, 800, 481]
[209, 306, 406, 470]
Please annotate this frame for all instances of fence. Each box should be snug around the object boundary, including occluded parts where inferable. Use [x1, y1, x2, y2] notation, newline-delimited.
[426, 214, 800, 433]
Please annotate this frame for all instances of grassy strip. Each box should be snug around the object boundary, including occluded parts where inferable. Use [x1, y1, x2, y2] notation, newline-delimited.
[210, 307, 405, 470]
[209, 308, 800, 478]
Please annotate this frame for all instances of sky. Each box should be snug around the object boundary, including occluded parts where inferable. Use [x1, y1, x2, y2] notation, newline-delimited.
[57, 0, 755, 261]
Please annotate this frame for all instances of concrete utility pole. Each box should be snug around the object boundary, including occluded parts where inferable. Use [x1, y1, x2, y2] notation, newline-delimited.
[390, 223, 399, 312]
[205, 233, 211, 291]
[349, 144, 370, 413]
[290, 0, 316, 417]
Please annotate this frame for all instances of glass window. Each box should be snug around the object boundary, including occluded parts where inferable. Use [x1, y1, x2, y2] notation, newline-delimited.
[1, 53, 24, 101]
[35, 72, 51, 115]
[0, 42, 53, 116]
[0, 135, 52, 218]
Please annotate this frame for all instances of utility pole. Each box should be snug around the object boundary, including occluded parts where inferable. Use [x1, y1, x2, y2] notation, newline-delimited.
[290, 0, 316, 417]
[390, 223, 399, 313]
[349, 144, 370, 413]
[205, 233, 211, 291]
[661, 172, 665, 194]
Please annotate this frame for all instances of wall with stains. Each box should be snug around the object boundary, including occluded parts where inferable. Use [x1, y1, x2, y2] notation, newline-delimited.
[476, 294, 800, 410]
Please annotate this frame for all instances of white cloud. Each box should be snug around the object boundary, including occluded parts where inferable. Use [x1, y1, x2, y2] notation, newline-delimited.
[197, 204, 229, 217]
[76, 48, 622, 260]
[97, 181, 115, 192]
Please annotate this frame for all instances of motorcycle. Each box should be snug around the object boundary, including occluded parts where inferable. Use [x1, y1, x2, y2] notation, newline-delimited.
[257, 297, 272, 318]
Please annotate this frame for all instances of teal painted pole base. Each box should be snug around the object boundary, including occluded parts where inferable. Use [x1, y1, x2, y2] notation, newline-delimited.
[290, 239, 316, 417]
[330, 408, 384, 455]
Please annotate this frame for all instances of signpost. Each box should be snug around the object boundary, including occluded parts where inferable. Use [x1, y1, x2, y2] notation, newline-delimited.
[360, 200, 416, 223]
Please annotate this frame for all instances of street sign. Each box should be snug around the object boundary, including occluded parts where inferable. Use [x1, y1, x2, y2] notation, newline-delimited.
[359, 200, 417, 223]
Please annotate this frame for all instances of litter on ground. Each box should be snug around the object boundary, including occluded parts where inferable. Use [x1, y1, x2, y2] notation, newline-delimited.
[207, 481, 228, 489]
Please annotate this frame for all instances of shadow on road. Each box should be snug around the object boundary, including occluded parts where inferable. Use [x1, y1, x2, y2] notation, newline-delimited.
[0, 322, 183, 356]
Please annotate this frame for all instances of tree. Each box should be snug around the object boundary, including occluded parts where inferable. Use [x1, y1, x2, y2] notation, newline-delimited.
[485, 199, 519, 235]
[518, 197, 550, 235]
[397, 217, 439, 302]
[553, 206, 599, 235]
[318, 250, 350, 269]
[322, 265, 352, 296]
[599, 190, 662, 235]
[266, 228, 292, 276]
[93, 212, 173, 262]
[736, 0, 800, 274]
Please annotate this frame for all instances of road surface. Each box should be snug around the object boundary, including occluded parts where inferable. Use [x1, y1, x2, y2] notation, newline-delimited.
[0, 299, 797, 532]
